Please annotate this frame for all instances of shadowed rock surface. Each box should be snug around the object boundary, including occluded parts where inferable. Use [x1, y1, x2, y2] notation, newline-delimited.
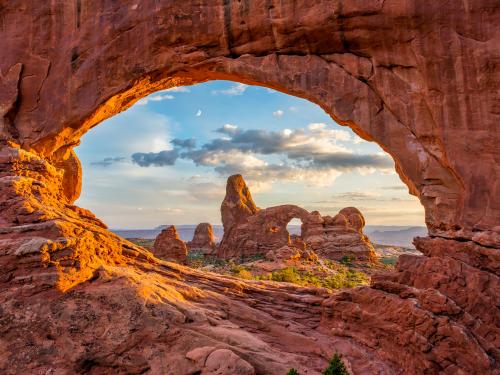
[153, 225, 188, 263]
[0, 1, 499, 374]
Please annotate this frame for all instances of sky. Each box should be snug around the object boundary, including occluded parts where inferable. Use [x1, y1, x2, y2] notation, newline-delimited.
[75, 81, 425, 229]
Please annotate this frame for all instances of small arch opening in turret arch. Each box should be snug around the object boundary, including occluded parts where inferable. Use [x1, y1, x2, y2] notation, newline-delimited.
[286, 218, 304, 239]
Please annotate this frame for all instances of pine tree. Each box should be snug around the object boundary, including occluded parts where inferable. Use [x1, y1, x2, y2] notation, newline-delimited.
[286, 368, 300, 375]
[324, 353, 349, 375]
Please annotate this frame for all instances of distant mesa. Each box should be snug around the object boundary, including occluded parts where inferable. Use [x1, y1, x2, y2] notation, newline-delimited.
[152, 225, 188, 263]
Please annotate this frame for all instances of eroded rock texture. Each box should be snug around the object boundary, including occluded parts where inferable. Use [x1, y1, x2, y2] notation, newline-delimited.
[187, 223, 217, 255]
[303, 207, 376, 262]
[218, 175, 376, 261]
[153, 225, 188, 263]
[0, 1, 498, 374]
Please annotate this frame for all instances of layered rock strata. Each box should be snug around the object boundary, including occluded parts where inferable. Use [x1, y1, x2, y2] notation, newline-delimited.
[0, 1, 498, 374]
[303, 208, 377, 262]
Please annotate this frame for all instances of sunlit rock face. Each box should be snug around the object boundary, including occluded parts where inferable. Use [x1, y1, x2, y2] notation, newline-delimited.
[0, 1, 498, 374]
[187, 223, 217, 255]
[218, 175, 376, 261]
[153, 225, 188, 263]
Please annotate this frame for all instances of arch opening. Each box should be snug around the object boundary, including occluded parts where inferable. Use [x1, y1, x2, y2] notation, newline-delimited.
[74, 80, 425, 281]
[42, 59, 473, 245]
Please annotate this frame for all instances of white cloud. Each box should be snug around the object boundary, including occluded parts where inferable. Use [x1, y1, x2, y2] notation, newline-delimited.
[186, 182, 225, 202]
[211, 83, 248, 96]
[273, 109, 284, 118]
[217, 124, 239, 135]
[308, 123, 326, 131]
[154, 207, 184, 213]
[136, 93, 175, 106]
[164, 87, 190, 93]
[196, 109, 202, 117]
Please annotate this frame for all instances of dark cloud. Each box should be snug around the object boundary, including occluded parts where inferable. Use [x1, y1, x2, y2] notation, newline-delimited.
[91, 157, 126, 167]
[303, 152, 392, 170]
[189, 125, 393, 171]
[131, 149, 179, 167]
[171, 138, 196, 149]
[123, 125, 394, 186]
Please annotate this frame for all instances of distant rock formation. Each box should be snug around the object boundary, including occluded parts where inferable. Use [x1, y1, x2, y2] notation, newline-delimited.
[217, 175, 376, 261]
[187, 223, 216, 255]
[302, 207, 377, 261]
[152, 225, 188, 263]
[221, 174, 260, 230]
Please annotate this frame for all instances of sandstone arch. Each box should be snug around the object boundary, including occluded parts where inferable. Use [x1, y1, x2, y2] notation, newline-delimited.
[3, 1, 498, 242]
[1, 1, 498, 374]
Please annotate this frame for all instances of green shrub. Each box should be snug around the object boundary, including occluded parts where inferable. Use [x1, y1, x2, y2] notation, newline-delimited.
[230, 265, 254, 279]
[324, 353, 349, 375]
[340, 255, 353, 265]
[271, 267, 300, 283]
[235, 269, 253, 279]
[286, 369, 300, 375]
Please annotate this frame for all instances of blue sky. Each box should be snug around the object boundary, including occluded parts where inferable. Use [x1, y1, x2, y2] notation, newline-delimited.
[75, 81, 425, 229]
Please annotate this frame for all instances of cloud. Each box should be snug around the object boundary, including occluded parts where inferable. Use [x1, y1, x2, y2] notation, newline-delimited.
[171, 138, 196, 149]
[164, 87, 190, 93]
[216, 124, 239, 135]
[311, 190, 417, 204]
[211, 157, 344, 187]
[126, 123, 394, 187]
[91, 157, 127, 167]
[333, 191, 381, 200]
[196, 109, 202, 117]
[186, 182, 225, 202]
[382, 185, 407, 191]
[154, 207, 184, 213]
[131, 149, 179, 167]
[191, 124, 390, 172]
[211, 83, 247, 96]
[273, 109, 284, 118]
[136, 92, 175, 106]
